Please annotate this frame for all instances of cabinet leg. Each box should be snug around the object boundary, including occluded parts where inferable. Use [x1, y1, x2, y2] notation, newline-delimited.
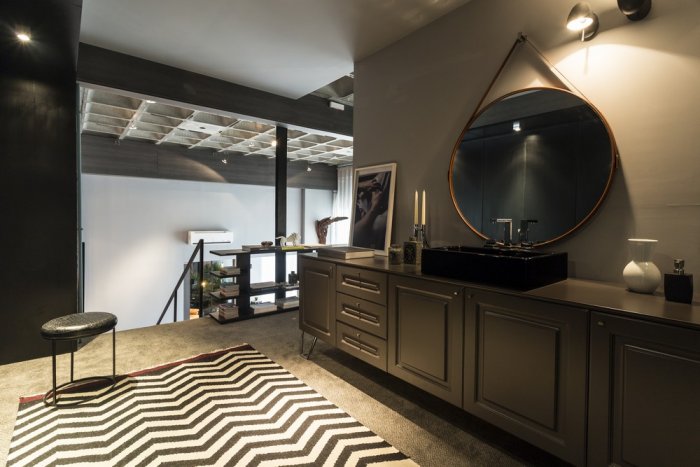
[300, 332, 317, 360]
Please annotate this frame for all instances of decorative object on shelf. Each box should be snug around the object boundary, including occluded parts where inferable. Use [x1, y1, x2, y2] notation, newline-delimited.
[315, 216, 348, 244]
[403, 239, 423, 265]
[261, 241, 273, 247]
[276, 232, 300, 246]
[664, 259, 693, 304]
[411, 189, 429, 247]
[288, 271, 298, 285]
[350, 162, 397, 256]
[618, 0, 652, 21]
[316, 246, 374, 260]
[623, 238, 661, 294]
[389, 244, 403, 265]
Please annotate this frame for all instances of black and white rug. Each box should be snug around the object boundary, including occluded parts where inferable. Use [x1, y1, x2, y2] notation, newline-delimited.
[8, 344, 418, 466]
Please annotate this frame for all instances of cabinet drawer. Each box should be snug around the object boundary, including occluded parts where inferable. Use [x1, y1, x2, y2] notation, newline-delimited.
[336, 266, 387, 305]
[336, 292, 387, 339]
[336, 321, 387, 371]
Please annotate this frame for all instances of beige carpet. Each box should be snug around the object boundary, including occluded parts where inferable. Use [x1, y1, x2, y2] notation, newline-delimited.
[0, 311, 566, 466]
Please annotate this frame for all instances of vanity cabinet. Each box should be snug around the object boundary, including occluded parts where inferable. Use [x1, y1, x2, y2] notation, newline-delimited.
[298, 255, 336, 345]
[588, 312, 700, 467]
[463, 291, 588, 466]
[388, 275, 465, 406]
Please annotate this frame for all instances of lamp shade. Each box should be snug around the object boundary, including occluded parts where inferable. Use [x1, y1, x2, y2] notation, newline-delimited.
[617, 0, 652, 21]
[566, 2, 599, 41]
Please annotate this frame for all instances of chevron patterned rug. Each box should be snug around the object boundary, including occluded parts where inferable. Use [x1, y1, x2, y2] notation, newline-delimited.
[7, 344, 418, 466]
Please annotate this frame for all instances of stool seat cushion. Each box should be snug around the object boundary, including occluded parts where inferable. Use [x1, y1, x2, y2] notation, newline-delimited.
[41, 312, 118, 340]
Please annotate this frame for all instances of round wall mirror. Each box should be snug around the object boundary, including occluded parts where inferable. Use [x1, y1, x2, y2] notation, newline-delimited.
[448, 87, 617, 246]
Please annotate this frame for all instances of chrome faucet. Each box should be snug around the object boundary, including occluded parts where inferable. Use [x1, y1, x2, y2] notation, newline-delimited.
[491, 218, 513, 246]
[518, 219, 538, 245]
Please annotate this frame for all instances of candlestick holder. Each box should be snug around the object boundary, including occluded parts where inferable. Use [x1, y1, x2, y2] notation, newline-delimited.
[412, 224, 428, 247]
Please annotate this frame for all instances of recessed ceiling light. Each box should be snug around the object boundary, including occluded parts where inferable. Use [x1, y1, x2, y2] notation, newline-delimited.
[271, 140, 277, 147]
[513, 121, 521, 132]
[145, 100, 155, 104]
[129, 125, 137, 130]
[16, 32, 31, 42]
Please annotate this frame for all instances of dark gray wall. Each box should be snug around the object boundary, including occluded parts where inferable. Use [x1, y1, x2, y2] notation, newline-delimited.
[0, 0, 83, 364]
[82, 134, 338, 190]
[355, 0, 700, 297]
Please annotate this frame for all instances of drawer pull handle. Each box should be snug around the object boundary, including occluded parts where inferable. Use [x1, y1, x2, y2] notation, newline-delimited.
[343, 335, 379, 356]
[342, 305, 380, 325]
[597, 320, 605, 327]
[342, 275, 381, 293]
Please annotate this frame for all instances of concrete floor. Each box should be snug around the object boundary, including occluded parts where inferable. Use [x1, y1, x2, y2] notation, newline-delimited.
[0, 312, 567, 466]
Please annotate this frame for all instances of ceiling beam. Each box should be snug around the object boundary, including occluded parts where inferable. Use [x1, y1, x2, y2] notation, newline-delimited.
[78, 44, 353, 137]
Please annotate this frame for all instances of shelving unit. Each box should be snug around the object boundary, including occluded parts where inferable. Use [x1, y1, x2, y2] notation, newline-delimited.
[207, 246, 314, 324]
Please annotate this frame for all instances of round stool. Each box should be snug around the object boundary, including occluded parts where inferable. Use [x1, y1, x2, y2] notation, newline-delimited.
[40, 312, 118, 407]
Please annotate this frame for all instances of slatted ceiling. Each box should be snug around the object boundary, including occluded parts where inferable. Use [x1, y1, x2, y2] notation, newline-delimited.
[299, 134, 335, 144]
[327, 138, 352, 148]
[85, 113, 128, 127]
[83, 123, 122, 136]
[128, 129, 166, 141]
[80, 87, 353, 166]
[89, 89, 141, 110]
[288, 139, 317, 149]
[191, 112, 237, 127]
[140, 113, 182, 127]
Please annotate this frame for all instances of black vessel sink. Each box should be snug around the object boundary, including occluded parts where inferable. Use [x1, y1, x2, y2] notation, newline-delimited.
[421, 245, 567, 290]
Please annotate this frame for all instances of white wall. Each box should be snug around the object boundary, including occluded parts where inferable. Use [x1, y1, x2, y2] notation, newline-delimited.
[82, 175, 331, 330]
[355, 0, 700, 298]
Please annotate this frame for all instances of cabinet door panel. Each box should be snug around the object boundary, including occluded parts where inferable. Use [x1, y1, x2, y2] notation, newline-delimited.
[481, 310, 558, 429]
[299, 257, 335, 344]
[388, 275, 464, 406]
[589, 312, 700, 467]
[465, 292, 587, 466]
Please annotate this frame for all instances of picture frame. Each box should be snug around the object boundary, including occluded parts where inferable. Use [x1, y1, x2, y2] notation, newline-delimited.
[349, 162, 397, 256]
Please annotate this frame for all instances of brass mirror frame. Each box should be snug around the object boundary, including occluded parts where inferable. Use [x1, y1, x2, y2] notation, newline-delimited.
[448, 86, 618, 247]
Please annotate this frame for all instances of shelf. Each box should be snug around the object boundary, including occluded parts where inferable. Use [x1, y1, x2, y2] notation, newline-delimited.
[211, 246, 317, 256]
[209, 290, 240, 300]
[249, 282, 299, 295]
[208, 306, 297, 324]
[210, 270, 243, 278]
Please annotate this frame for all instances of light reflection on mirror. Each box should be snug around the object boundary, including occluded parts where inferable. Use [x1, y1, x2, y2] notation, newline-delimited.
[449, 88, 617, 246]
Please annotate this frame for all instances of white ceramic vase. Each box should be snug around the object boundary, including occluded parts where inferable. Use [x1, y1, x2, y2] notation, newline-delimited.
[622, 238, 661, 294]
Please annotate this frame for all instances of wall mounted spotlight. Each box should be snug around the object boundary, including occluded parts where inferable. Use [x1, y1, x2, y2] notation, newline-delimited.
[618, 0, 652, 21]
[566, 2, 599, 41]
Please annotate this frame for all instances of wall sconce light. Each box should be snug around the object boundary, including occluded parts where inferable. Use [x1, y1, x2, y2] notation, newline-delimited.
[617, 0, 652, 21]
[566, 2, 599, 41]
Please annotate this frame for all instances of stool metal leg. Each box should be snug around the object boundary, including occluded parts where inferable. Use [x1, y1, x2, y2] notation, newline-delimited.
[51, 341, 57, 406]
[112, 328, 116, 379]
[70, 351, 74, 382]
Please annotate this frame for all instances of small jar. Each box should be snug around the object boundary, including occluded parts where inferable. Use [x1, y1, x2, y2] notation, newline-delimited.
[389, 244, 403, 265]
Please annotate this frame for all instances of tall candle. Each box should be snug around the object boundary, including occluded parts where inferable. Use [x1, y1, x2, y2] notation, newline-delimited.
[422, 190, 426, 225]
[414, 190, 418, 224]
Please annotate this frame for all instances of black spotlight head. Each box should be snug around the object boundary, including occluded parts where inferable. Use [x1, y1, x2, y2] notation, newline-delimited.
[617, 0, 652, 21]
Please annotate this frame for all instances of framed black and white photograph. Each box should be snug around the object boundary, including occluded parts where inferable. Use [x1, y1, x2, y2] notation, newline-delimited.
[349, 163, 397, 256]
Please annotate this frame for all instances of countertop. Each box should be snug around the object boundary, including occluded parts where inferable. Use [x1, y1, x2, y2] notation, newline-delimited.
[303, 253, 700, 331]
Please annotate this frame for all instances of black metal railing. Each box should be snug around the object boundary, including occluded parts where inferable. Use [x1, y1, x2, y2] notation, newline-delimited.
[157, 239, 204, 324]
